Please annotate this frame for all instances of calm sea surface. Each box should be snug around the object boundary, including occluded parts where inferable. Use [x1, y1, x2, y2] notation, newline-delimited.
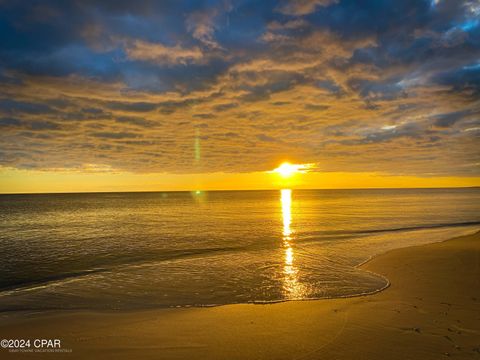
[0, 188, 479, 311]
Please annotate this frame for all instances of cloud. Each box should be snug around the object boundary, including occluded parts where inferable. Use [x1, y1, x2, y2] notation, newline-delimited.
[360, 122, 424, 144]
[0, 117, 60, 130]
[304, 104, 329, 111]
[0, 99, 53, 115]
[0, 117, 22, 127]
[124, 39, 204, 65]
[261, 33, 290, 44]
[433, 109, 476, 128]
[106, 101, 157, 112]
[0, 0, 478, 177]
[91, 131, 140, 139]
[114, 116, 157, 127]
[256, 134, 277, 142]
[213, 103, 238, 112]
[275, 0, 337, 15]
[186, 10, 222, 49]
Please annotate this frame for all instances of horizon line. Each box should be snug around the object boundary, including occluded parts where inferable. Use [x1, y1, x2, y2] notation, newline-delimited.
[1, 185, 479, 196]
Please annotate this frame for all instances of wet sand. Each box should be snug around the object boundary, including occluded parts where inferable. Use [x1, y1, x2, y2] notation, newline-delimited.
[1, 231, 479, 359]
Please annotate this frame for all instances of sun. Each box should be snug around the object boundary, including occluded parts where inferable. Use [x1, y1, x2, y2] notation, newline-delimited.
[274, 162, 299, 178]
[271, 162, 315, 178]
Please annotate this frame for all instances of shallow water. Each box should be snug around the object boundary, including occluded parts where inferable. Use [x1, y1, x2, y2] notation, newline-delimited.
[0, 188, 479, 310]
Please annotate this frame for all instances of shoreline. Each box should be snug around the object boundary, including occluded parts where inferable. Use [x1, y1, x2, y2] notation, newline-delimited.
[1, 227, 476, 315]
[0, 231, 479, 359]
[1, 225, 478, 311]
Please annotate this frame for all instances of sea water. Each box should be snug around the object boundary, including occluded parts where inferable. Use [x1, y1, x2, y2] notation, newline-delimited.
[0, 188, 479, 310]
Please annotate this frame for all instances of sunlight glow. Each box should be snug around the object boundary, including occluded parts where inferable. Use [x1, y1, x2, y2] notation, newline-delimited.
[285, 247, 293, 266]
[272, 162, 314, 178]
[281, 189, 292, 238]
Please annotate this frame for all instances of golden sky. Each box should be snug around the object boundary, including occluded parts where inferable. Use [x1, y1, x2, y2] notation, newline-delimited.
[0, 1, 479, 193]
[1, 167, 479, 193]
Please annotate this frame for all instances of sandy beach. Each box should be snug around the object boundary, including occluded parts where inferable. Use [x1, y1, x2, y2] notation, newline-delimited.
[0, 231, 479, 359]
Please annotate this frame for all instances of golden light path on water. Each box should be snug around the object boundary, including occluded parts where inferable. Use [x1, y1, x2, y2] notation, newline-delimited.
[281, 189, 305, 299]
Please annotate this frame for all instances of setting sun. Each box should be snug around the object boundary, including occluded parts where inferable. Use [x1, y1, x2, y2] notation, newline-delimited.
[274, 163, 297, 177]
[272, 163, 313, 178]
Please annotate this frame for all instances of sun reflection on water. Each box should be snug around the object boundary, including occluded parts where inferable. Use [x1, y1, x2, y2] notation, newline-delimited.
[280, 189, 305, 299]
[281, 189, 292, 238]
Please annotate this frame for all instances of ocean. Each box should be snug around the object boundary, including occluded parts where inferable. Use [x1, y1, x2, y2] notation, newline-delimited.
[0, 188, 479, 311]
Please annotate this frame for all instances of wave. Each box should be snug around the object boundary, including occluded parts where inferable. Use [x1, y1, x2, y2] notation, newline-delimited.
[297, 220, 480, 241]
[1, 221, 478, 297]
[0, 245, 248, 295]
[0, 268, 109, 295]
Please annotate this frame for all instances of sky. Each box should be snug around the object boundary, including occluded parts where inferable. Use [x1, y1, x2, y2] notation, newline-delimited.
[0, 0, 479, 192]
